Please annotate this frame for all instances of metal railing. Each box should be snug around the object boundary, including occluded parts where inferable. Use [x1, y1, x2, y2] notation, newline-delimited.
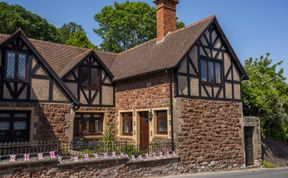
[0, 139, 174, 162]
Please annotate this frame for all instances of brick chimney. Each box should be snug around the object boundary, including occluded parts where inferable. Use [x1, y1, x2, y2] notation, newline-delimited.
[153, 0, 179, 41]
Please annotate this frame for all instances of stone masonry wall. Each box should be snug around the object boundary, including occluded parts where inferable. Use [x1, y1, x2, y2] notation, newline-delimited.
[115, 73, 171, 110]
[173, 98, 245, 168]
[0, 102, 72, 146]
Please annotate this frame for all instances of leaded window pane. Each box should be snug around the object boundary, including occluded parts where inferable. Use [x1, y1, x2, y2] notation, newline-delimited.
[18, 53, 27, 80]
[14, 121, 27, 130]
[200, 60, 207, 82]
[208, 61, 215, 82]
[6, 52, 16, 79]
[215, 63, 221, 83]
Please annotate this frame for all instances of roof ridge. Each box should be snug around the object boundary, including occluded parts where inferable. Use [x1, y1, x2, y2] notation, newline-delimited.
[29, 37, 91, 51]
[118, 38, 157, 55]
[169, 15, 215, 35]
[94, 50, 118, 55]
[118, 15, 215, 55]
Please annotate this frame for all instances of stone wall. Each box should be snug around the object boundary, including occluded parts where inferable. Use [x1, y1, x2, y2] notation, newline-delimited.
[173, 98, 245, 168]
[0, 102, 72, 146]
[115, 72, 172, 144]
[0, 157, 181, 178]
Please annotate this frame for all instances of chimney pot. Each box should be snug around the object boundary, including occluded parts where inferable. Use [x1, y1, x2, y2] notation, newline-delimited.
[154, 0, 179, 41]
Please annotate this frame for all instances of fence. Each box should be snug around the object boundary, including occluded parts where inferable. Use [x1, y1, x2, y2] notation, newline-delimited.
[0, 139, 174, 162]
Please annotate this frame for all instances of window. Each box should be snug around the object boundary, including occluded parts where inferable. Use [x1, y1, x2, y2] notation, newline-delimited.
[156, 110, 168, 134]
[0, 111, 30, 143]
[200, 59, 222, 84]
[79, 66, 100, 90]
[6, 51, 28, 81]
[74, 113, 103, 136]
[122, 112, 133, 136]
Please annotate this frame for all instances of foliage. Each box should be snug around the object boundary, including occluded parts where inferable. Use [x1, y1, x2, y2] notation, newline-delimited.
[120, 144, 142, 157]
[0, 2, 97, 49]
[0, 2, 59, 42]
[262, 160, 274, 168]
[57, 22, 97, 49]
[101, 125, 115, 152]
[242, 53, 288, 141]
[94, 0, 185, 52]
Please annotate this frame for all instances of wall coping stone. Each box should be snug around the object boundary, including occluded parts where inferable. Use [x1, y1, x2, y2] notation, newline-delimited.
[58, 157, 129, 167]
[127, 156, 180, 164]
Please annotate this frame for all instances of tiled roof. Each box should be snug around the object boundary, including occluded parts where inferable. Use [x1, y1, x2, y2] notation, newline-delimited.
[1, 16, 246, 81]
[111, 16, 214, 80]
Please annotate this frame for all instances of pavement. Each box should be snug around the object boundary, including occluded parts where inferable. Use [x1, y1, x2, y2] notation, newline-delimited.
[163, 167, 288, 178]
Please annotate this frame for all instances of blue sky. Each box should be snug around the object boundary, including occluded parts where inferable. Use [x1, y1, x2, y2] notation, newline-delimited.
[2, 0, 288, 77]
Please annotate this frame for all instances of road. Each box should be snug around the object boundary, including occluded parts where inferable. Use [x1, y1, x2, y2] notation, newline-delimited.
[164, 168, 288, 178]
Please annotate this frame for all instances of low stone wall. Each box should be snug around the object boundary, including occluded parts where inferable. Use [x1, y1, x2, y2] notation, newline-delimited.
[0, 157, 181, 178]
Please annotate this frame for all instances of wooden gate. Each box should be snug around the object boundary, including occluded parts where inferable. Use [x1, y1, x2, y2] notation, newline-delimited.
[244, 127, 254, 166]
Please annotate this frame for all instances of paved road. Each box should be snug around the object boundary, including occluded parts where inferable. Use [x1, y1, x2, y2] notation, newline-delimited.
[164, 168, 288, 178]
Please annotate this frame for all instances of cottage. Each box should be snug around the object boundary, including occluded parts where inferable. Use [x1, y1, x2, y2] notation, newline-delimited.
[0, 0, 261, 168]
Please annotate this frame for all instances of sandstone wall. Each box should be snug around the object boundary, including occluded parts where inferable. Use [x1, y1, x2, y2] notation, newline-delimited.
[115, 73, 172, 144]
[0, 102, 72, 146]
[173, 98, 245, 168]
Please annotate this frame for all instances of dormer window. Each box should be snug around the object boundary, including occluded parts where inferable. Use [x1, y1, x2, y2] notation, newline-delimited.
[5, 51, 28, 81]
[79, 66, 100, 90]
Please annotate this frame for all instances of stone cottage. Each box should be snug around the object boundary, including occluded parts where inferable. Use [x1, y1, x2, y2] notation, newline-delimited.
[0, 0, 261, 168]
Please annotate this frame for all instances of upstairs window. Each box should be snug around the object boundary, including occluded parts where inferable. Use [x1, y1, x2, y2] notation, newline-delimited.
[79, 66, 100, 90]
[200, 59, 222, 84]
[6, 51, 28, 81]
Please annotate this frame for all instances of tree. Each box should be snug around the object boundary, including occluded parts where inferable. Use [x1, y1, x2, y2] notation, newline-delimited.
[0, 2, 59, 42]
[0, 2, 97, 49]
[58, 22, 97, 49]
[242, 53, 288, 141]
[94, 1, 185, 52]
[65, 30, 97, 49]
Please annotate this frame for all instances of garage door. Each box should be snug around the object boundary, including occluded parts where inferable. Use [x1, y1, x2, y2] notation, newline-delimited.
[0, 111, 30, 143]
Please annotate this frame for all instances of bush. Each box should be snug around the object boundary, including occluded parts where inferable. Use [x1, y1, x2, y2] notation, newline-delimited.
[262, 160, 274, 168]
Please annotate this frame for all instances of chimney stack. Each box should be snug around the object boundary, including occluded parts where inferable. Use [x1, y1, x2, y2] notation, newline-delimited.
[153, 0, 179, 42]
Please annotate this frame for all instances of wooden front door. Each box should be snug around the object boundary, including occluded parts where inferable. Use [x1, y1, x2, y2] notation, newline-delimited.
[139, 112, 149, 151]
[244, 127, 254, 166]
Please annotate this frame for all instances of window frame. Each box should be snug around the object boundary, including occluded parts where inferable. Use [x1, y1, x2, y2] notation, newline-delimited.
[74, 113, 104, 137]
[0, 111, 30, 143]
[4, 50, 29, 82]
[200, 57, 223, 86]
[155, 110, 168, 135]
[79, 65, 101, 90]
[121, 112, 133, 136]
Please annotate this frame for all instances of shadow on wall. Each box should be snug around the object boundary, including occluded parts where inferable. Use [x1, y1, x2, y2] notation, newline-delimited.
[262, 138, 288, 167]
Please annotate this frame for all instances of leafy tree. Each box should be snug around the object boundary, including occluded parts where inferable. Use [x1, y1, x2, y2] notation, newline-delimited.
[0, 2, 97, 49]
[94, 1, 185, 52]
[65, 30, 97, 49]
[242, 53, 288, 140]
[0, 2, 59, 42]
[58, 22, 97, 49]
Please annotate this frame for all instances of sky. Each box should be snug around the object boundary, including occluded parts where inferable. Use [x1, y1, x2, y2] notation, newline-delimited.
[2, 0, 288, 77]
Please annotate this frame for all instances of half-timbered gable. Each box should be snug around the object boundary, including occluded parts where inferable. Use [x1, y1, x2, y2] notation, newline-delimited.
[175, 22, 244, 101]
[0, 31, 74, 103]
[63, 53, 114, 107]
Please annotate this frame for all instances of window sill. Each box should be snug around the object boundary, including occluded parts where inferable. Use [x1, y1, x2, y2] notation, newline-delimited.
[154, 134, 170, 139]
[82, 135, 103, 139]
[118, 135, 134, 140]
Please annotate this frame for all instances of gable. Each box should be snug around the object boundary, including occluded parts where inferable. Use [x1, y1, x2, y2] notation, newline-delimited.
[63, 53, 114, 106]
[0, 31, 77, 103]
[176, 22, 243, 101]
